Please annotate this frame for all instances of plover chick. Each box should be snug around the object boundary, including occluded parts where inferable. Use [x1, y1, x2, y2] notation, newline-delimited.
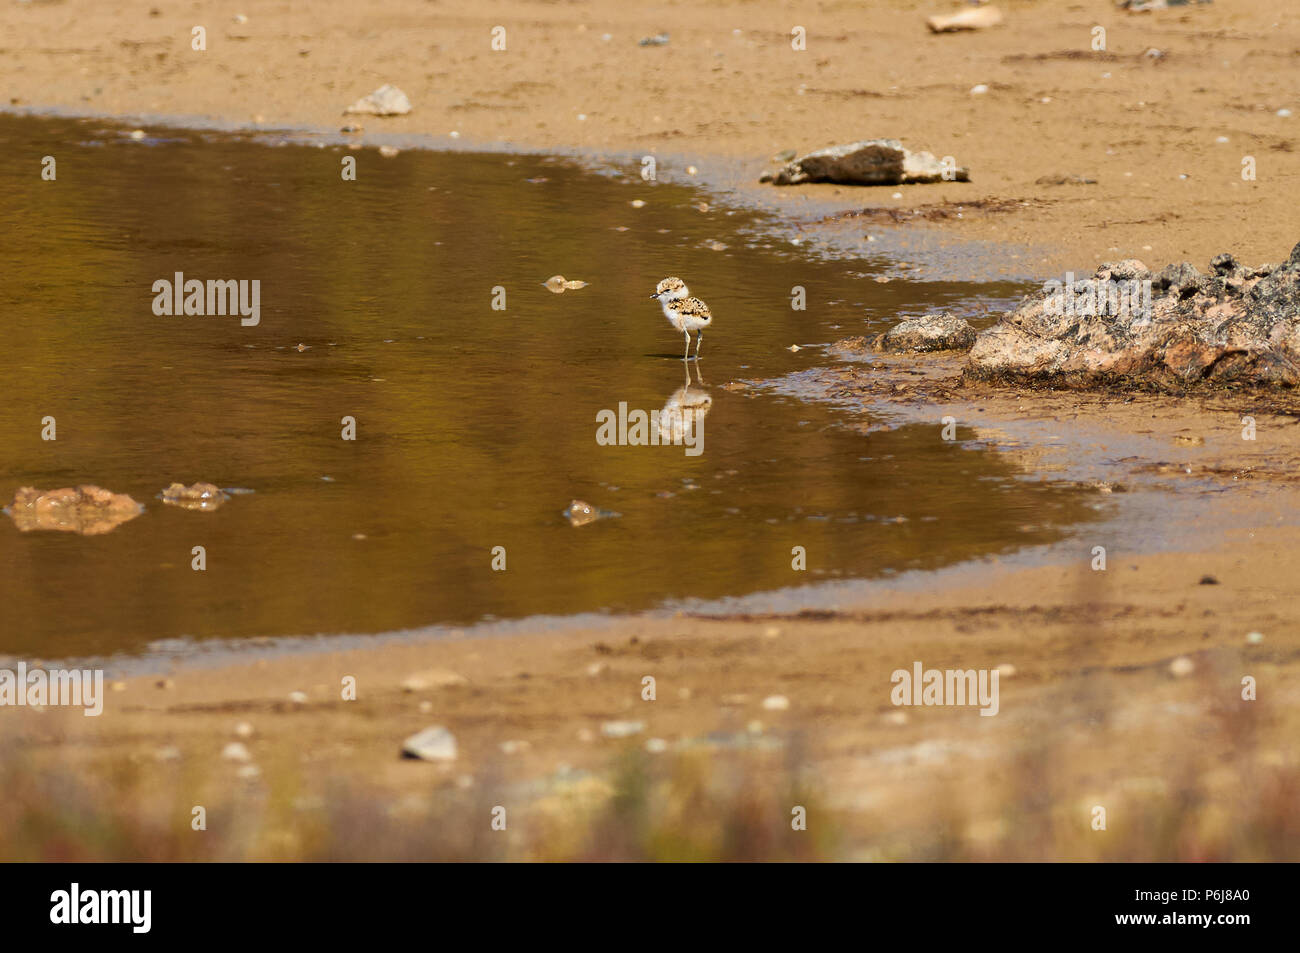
[650, 276, 713, 361]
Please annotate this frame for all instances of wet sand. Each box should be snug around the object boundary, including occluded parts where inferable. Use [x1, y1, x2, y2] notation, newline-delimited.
[2, 0, 1299, 859]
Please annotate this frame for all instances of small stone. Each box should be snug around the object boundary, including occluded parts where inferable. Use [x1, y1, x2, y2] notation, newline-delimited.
[418, 700, 433, 713]
[970, 84, 989, 95]
[788, 344, 802, 352]
[645, 737, 669, 754]
[563, 499, 618, 526]
[762, 694, 791, 711]
[233, 721, 254, 738]
[154, 746, 182, 762]
[344, 84, 412, 117]
[763, 626, 782, 638]
[586, 662, 608, 677]
[500, 740, 531, 755]
[630, 199, 646, 208]
[544, 275, 588, 293]
[1246, 631, 1264, 644]
[1169, 656, 1195, 677]
[111, 681, 127, 693]
[882, 710, 909, 725]
[288, 691, 308, 704]
[639, 32, 670, 46]
[156, 678, 174, 691]
[129, 129, 145, 140]
[686, 165, 698, 175]
[378, 145, 400, 158]
[1199, 575, 1220, 586]
[996, 663, 1016, 678]
[601, 720, 645, 738]
[1278, 108, 1293, 118]
[401, 669, 468, 692]
[236, 764, 261, 780]
[222, 742, 251, 762]
[401, 726, 458, 761]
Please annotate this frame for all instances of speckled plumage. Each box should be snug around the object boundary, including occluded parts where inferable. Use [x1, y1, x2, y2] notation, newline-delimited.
[650, 276, 714, 360]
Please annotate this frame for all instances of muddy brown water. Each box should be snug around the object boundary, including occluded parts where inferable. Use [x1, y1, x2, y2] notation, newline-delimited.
[0, 114, 1102, 659]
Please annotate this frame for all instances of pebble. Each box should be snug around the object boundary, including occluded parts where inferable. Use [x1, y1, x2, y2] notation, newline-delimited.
[401, 669, 468, 692]
[1246, 631, 1264, 644]
[221, 742, 251, 762]
[970, 84, 989, 95]
[401, 726, 458, 761]
[378, 145, 400, 158]
[763, 626, 782, 638]
[630, 199, 645, 208]
[288, 691, 308, 704]
[233, 721, 254, 738]
[601, 720, 645, 738]
[645, 737, 668, 754]
[762, 694, 790, 711]
[500, 739, 530, 755]
[1169, 656, 1195, 678]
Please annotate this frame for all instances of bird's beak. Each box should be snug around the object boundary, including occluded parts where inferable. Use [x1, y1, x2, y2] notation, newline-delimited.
[648, 292, 660, 299]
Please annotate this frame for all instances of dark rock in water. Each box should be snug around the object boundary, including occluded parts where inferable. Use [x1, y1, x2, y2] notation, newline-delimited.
[4, 485, 143, 535]
[872, 314, 977, 353]
[766, 139, 970, 186]
[965, 241, 1300, 389]
[160, 482, 229, 511]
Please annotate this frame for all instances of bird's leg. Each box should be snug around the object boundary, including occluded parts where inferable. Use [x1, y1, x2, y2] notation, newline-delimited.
[695, 330, 703, 360]
[683, 330, 691, 361]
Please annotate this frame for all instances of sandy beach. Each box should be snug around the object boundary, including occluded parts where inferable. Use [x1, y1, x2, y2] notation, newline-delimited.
[1, 0, 1298, 861]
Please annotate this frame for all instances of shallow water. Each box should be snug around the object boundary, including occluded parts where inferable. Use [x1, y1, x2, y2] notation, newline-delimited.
[0, 114, 1102, 658]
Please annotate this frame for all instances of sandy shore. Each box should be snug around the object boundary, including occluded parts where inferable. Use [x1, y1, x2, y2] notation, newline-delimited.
[2, 0, 1299, 859]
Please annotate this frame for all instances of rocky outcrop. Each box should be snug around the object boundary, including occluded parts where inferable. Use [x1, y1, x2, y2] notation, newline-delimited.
[761, 140, 970, 186]
[965, 243, 1300, 389]
[4, 485, 143, 535]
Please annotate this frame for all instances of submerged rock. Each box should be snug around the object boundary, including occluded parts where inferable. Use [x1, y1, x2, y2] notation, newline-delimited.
[563, 499, 619, 526]
[873, 314, 977, 353]
[764, 139, 969, 186]
[544, 275, 588, 293]
[160, 482, 229, 511]
[966, 242, 1300, 389]
[344, 84, 412, 117]
[4, 485, 143, 535]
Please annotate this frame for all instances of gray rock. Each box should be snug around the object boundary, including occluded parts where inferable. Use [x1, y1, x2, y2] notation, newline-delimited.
[344, 84, 412, 117]
[638, 32, 670, 47]
[401, 726, 458, 761]
[965, 241, 1300, 389]
[766, 139, 970, 186]
[872, 313, 977, 353]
